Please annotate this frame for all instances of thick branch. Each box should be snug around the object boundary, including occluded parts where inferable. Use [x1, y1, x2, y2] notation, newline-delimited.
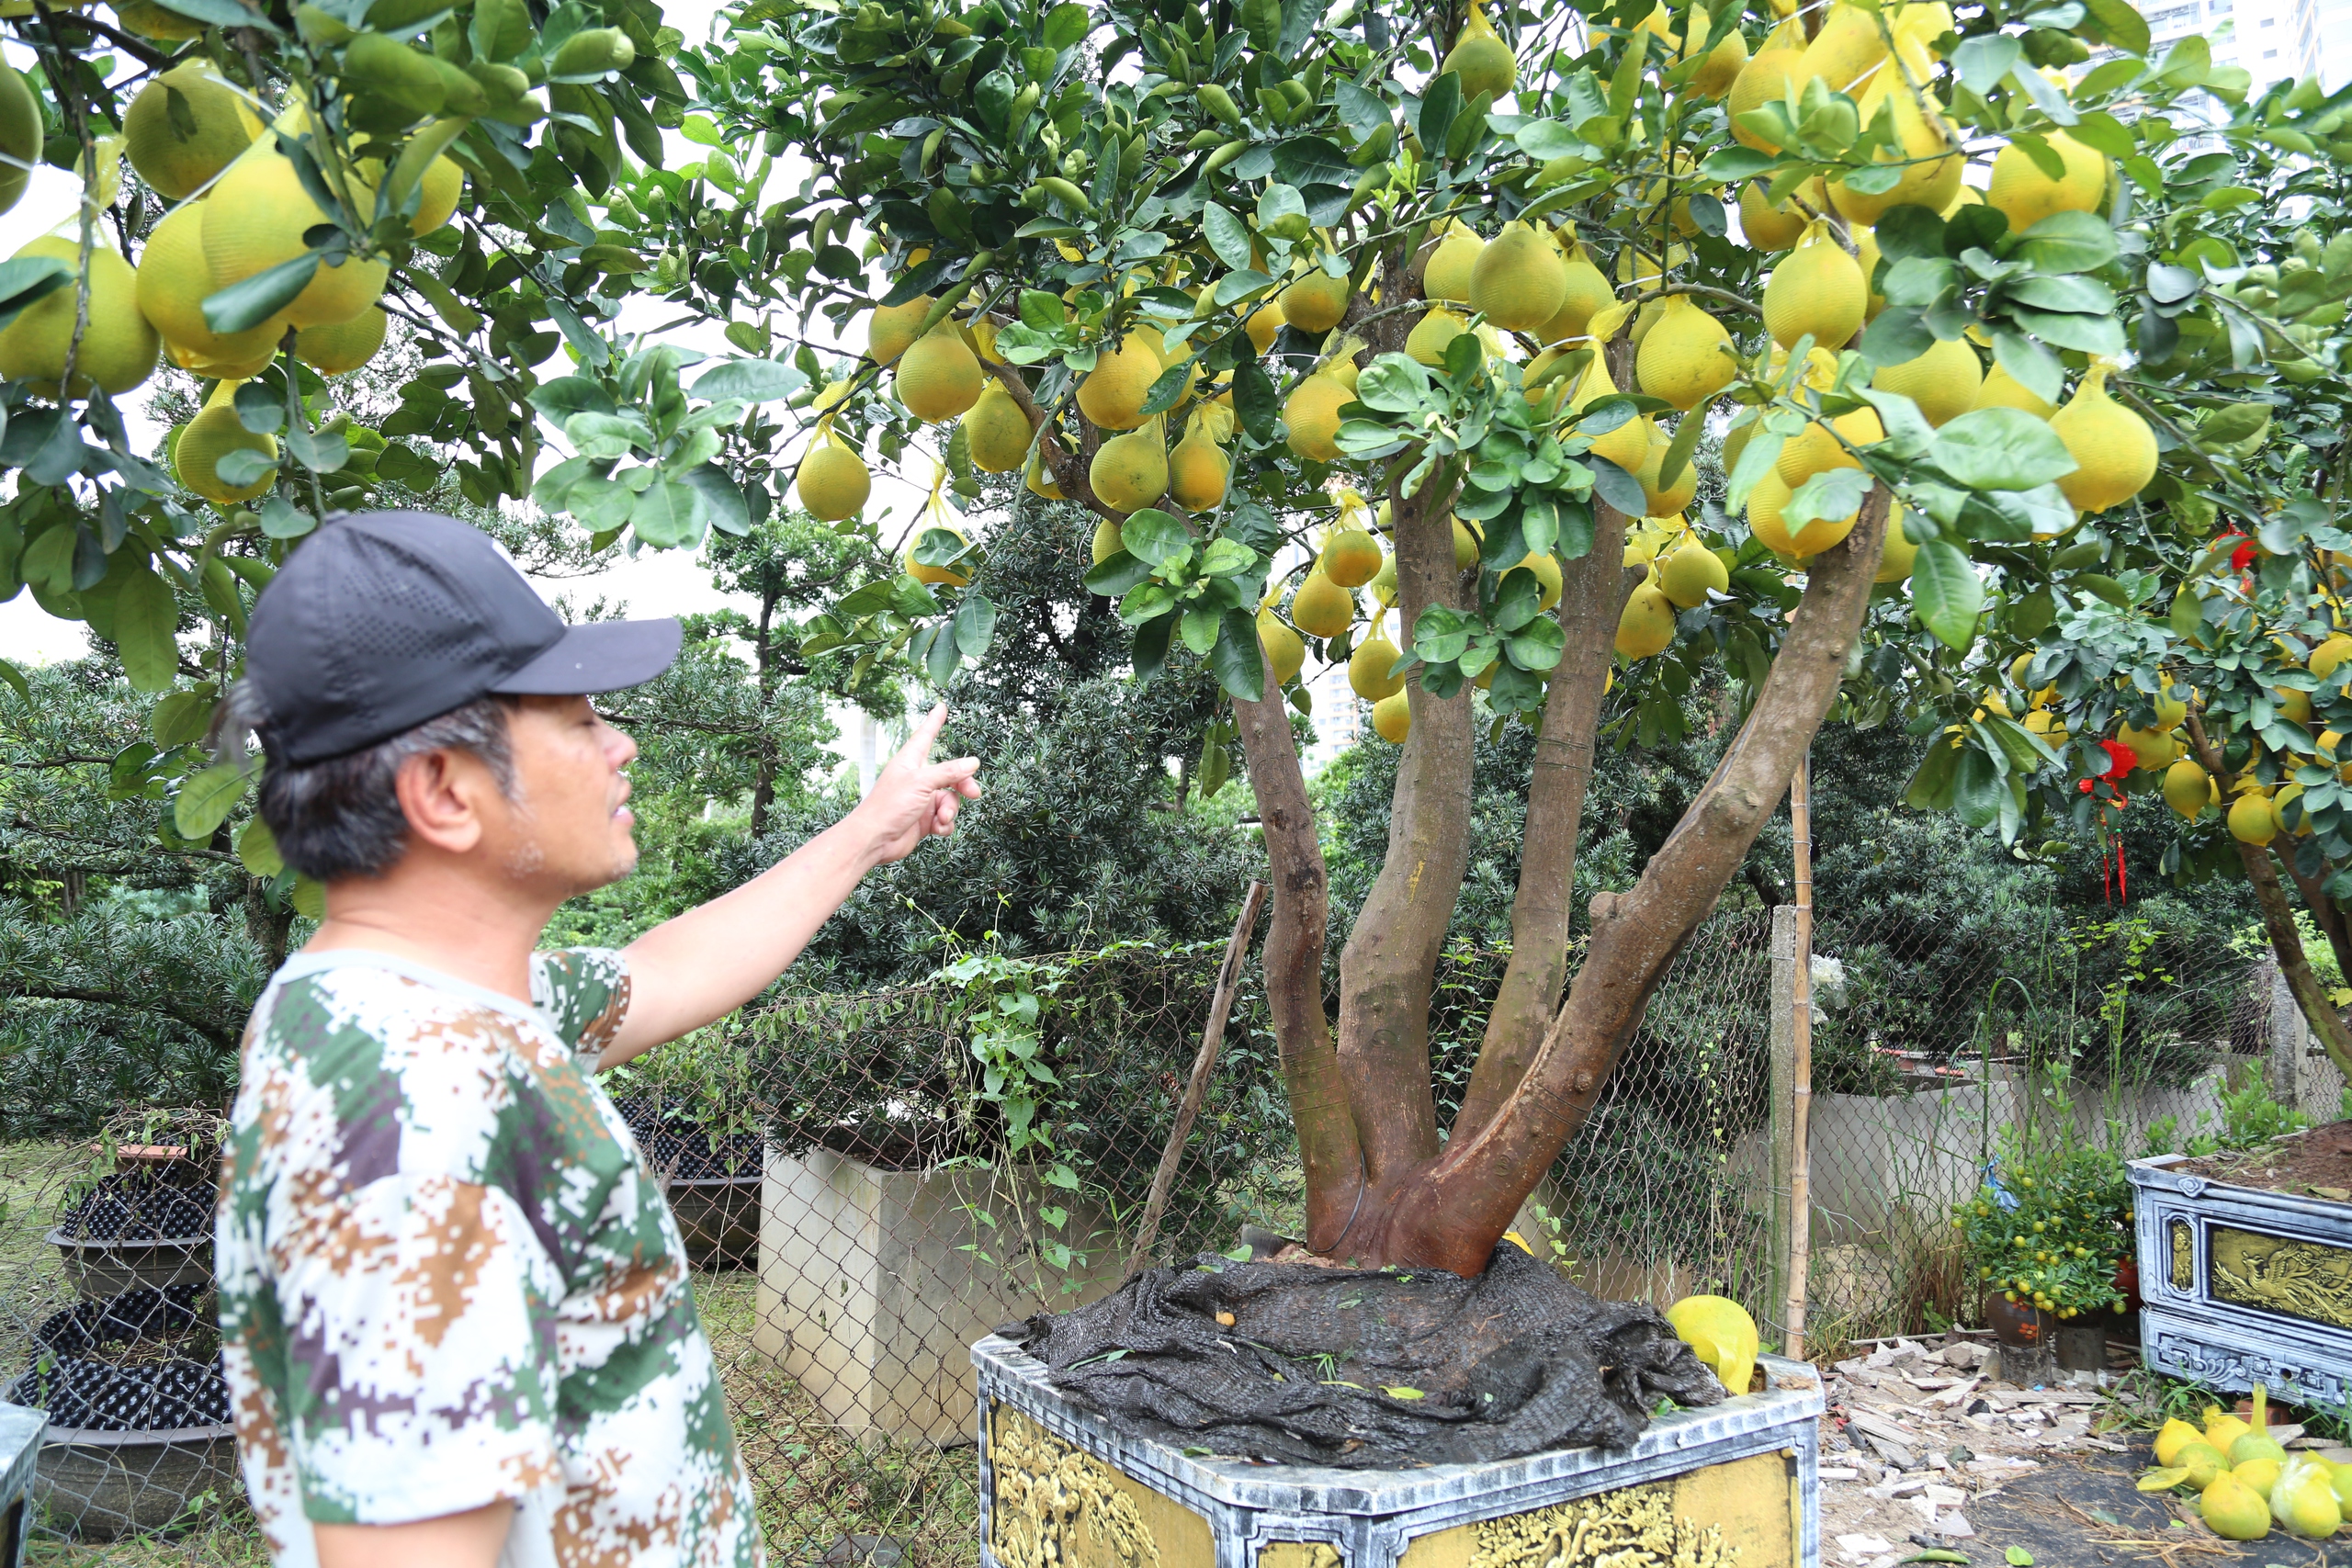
[1231, 683, 1362, 1249]
[4, 981, 241, 1050]
[2184, 713, 2352, 1086]
[1374, 487, 1894, 1275]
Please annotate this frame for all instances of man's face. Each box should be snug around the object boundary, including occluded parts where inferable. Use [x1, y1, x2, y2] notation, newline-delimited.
[489, 694, 640, 895]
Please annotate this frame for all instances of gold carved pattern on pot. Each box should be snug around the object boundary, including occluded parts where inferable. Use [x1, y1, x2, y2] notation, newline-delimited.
[1461, 1479, 1738, 1568]
[989, 1403, 1214, 1568]
[2209, 1225, 2352, 1332]
[1259, 1545, 1344, 1568]
[2170, 1219, 2193, 1291]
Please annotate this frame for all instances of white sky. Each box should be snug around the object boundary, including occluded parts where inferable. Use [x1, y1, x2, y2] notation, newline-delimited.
[0, 0, 940, 671]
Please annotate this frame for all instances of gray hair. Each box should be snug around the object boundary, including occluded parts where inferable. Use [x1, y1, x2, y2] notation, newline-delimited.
[215, 682, 518, 884]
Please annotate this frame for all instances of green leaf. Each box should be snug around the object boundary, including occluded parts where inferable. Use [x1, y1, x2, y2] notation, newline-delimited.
[1204, 203, 1254, 273]
[1904, 737, 1962, 809]
[2006, 1550, 2035, 1567]
[237, 816, 283, 878]
[1042, 1, 1091, 49]
[2078, 0, 2149, 53]
[0, 254, 71, 333]
[680, 464, 750, 536]
[1931, 409, 2079, 491]
[285, 425, 349, 473]
[1912, 539, 1984, 652]
[113, 567, 179, 694]
[202, 254, 318, 335]
[954, 591, 998, 656]
[630, 479, 705, 547]
[1120, 508, 1192, 565]
[692, 358, 807, 401]
[152, 691, 215, 748]
[175, 762, 250, 841]
[1208, 608, 1265, 701]
[1083, 550, 1154, 596]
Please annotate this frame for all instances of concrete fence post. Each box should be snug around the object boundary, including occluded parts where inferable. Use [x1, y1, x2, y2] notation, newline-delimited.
[2269, 961, 2311, 1116]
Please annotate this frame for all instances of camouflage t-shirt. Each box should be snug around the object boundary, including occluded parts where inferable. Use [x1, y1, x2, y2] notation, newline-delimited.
[215, 947, 761, 1568]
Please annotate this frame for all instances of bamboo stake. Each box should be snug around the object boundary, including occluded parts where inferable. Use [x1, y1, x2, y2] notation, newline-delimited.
[1785, 750, 1815, 1361]
[1128, 880, 1266, 1274]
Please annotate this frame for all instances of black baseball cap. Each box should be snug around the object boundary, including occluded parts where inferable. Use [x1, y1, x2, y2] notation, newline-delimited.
[243, 510, 682, 765]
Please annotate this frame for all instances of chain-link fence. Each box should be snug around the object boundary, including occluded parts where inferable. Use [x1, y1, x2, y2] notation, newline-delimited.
[0, 894, 2318, 1561]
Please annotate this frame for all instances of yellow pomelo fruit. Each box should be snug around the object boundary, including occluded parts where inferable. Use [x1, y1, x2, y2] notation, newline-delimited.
[1290, 571, 1355, 640]
[1988, 130, 2108, 237]
[112, 0, 206, 38]
[1245, 298, 1285, 354]
[906, 521, 972, 586]
[1453, 517, 1481, 569]
[1286, 372, 1351, 462]
[293, 306, 387, 375]
[1422, 223, 1486, 304]
[1511, 550, 1563, 612]
[1350, 629, 1407, 700]
[1616, 581, 1678, 660]
[963, 378, 1033, 472]
[0, 237, 159, 396]
[1468, 220, 1567, 334]
[1371, 548, 1399, 606]
[1537, 243, 1612, 344]
[1798, 2, 1888, 94]
[867, 296, 932, 367]
[1091, 519, 1125, 565]
[1636, 296, 1736, 411]
[2233, 1456, 2284, 1500]
[1077, 331, 1161, 430]
[1871, 336, 1981, 427]
[1751, 476, 1860, 558]
[1972, 363, 2056, 418]
[1408, 307, 1470, 367]
[2200, 1472, 2272, 1540]
[2232, 1430, 2290, 1469]
[1025, 446, 1064, 500]
[0, 66, 36, 217]
[1321, 527, 1384, 589]
[1665, 1296, 1758, 1395]
[2207, 1410, 2255, 1450]
[1091, 422, 1170, 513]
[2177, 1442, 2228, 1491]
[797, 440, 872, 521]
[1687, 27, 1749, 98]
[2050, 364, 2155, 513]
[1259, 607, 1306, 685]
[2117, 723, 2177, 772]
[2277, 685, 2313, 724]
[1763, 222, 1866, 350]
[2310, 632, 2352, 682]
[412, 155, 463, 236]
[2229, 794, 2279, 846]
[2154, 680, 2191, 727]
[1636, 434, 1699, 517]
[1281, 268, 1351, 335]
[135, 200, 288, 370]
[895, 325, 983, 423]
[1658, 540, 1727, 607]
[1441, 6, 1517, 101]
[1572, 355, 1653, 472]
[1371, 688, 1412, 743]
[202, 146, 389, 328]
[1876, 509, 1920, 582]
[125, 63, 263, 201]
[1778, 407, 1883, 488]
[1738, 178, 1819, 252]
[1829, 73, 1961, 225]
[2273, 1458, 2342, 1538]
[175, 383, 277, 503]
[1727, 48, 1801, 152]
[1169, 423, 1229, 512]
[1856, 225, 1887, 321]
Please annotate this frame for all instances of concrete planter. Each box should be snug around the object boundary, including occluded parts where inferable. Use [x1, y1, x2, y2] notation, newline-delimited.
[2129, 1153, 2352, 1404]
[755, 1148, 1123, 1443]
[32, 1424, 238, 1541]
[661, 1175, 761, 1268]
[44, 1233, 211, 1301]
[2, 1401, 39, 1566]
[972, 1336, 1824, 1568]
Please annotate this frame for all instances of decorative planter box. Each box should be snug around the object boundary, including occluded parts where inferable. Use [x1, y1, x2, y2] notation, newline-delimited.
[32, 1424, 239, 1541]
[2, 1400, 39, 1567]
[2129, 1153, 2352, 1404]
[45, 1232, 211, 1301]
[972, 1336, 1823, 1568]
[755, 1149, 1124, 1443]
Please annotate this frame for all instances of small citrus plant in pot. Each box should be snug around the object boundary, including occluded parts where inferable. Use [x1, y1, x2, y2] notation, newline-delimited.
[1956, 1138, 2132, 1371]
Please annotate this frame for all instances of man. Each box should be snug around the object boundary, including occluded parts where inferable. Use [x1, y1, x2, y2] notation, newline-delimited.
[212, 510, 981, 1568]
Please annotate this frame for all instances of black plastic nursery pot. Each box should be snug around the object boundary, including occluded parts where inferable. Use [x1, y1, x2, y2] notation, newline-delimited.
[45, 1170, 213, 1302]
[616, 1097, 763, 1267]
[5, 1285, 235, 1540]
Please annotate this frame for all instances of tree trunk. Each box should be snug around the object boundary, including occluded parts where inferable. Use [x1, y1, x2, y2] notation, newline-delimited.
[749, 585, 781, 838]
[1357, 490, 1893, 1276]
[2184, 714, 2352, 1085]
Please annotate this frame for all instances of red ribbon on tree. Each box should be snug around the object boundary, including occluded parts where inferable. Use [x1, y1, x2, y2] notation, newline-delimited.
[2076, 740, 2134, 900]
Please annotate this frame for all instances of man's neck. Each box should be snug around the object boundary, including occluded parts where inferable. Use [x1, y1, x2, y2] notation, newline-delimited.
[305, 858, 562, 1008]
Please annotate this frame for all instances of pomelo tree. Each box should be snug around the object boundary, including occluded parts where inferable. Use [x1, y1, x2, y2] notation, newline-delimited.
[639, 0, 2332, 1278]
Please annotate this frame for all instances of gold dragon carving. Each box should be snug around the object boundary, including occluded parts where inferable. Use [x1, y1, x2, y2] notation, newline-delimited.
[1463, 1478, 1742, 1568]
[990, 1404, 1163, 1568]
[2210, 1225, 2352, 1332]
[2171, 1219, 2193, 1291]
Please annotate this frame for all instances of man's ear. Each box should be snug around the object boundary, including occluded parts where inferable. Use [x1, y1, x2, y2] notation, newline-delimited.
[394, 749, 494, 856]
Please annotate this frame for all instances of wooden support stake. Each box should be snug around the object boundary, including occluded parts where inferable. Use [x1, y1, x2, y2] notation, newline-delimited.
[1785, 750, 1815, 1362]
[1128, 880, 1266, 1275]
